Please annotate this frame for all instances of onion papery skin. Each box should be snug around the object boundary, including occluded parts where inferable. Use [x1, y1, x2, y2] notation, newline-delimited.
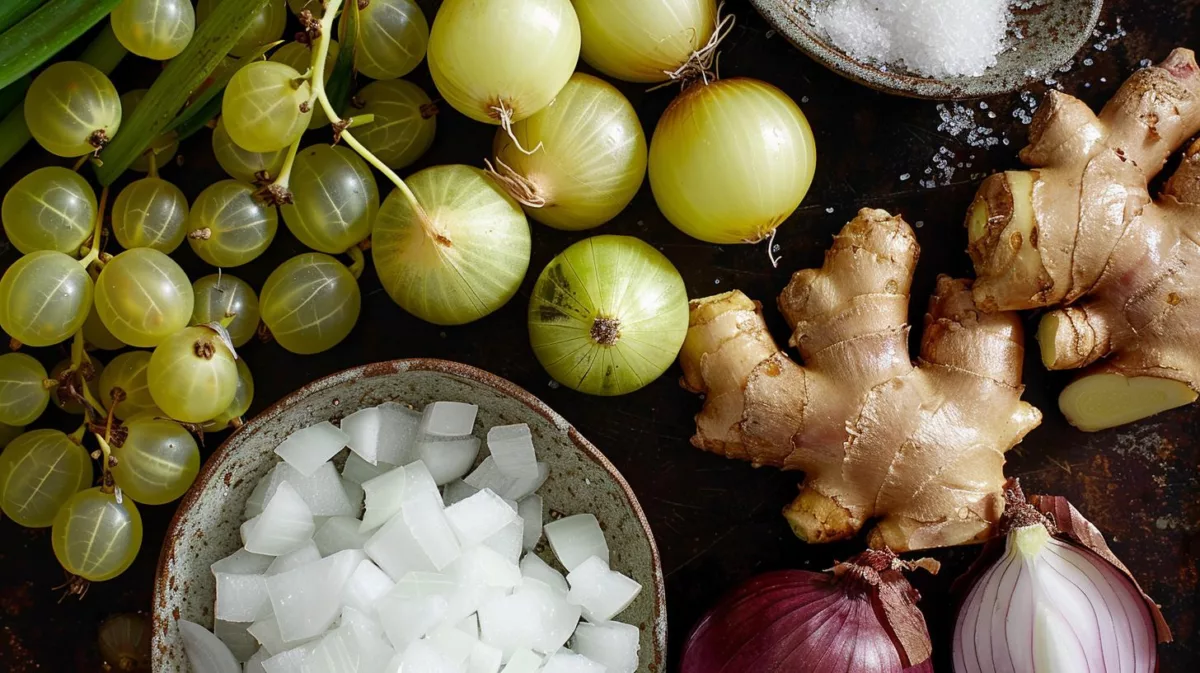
[372, 165, 531, 326]
[428, 0, 580, 125]
[528, 235, 688, 396]
[574, 0, 717, 83]
[683, 570, 934, 673]
[494, 72, 647, 231]
[953, 524, 1158, 673]
[649, 78, 817, 244]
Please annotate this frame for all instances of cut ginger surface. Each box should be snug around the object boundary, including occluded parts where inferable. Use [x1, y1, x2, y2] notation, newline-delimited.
[679, 208, 1042, 552]
[967, 48, 1200, 431]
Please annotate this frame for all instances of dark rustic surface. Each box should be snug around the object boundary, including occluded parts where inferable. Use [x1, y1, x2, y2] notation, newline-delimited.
[1, 1, 1198, 670]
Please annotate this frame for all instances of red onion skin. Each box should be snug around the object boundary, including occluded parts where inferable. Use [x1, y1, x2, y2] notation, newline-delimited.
[682, 571, 934, 673]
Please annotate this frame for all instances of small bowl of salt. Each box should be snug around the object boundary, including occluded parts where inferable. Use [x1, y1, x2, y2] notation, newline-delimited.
[750, 0, 1103, 98]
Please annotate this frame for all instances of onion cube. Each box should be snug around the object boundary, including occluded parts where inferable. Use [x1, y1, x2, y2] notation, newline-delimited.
[215, 619, 260, 662]
[404, 490, 462, 570]
[500, 649, 543, 673]
[245, 648, 268, 673]
[431, 626, 478, 668]
[342, 477, 364, 517]
[517, 495, 542, 551]
[266, 549, 365, 642]
[487, 424, 539, 479]
[479, 581, 581, 657]
[376, 402, 422, 465]
[340, 407, 382, 464]
[307, 619, 395, 673]
[541, 651, 607, 673]
[214, 558, 272, 623]
[377, 573, 453, 650]
[251, 462, 357, 518]
[313, 516, 372, 556]
[265, 540, 321, 575]
[342, 452, 391, 485]
[468, 641, 503, 673]
[504, 462, 548, 501]
[359, 465, 408, 533]
[244, 466, 285, 520]
[443, 479, 481, 506]
[179, 620, 240, 673]
[419, 436, 482, 485]
[544, 514, 608, 571]
[572, 621, 639, 673]
[420, 401, 479, 437]
[342, 559, 395, 615]
[484, 518, 525, 565]
[262, 642, 316, 673]
[243, 482, 314, 556]
[212, 547, 273, 575]
[445, 489, 519, 548]
[247, 616, 319, 657]
[458, 614, 480, 640]
[402, 639, 463, 673]
[364, 508, 437, 580]
[566, 556, 642, 622]
[451, 545, 522, 590]
[520, 554, 568, 594]
[274, 421, 350, 477]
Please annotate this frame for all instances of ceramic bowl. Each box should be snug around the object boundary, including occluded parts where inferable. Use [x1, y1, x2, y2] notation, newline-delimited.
[152, 359, 667, 671]
[750, 0, 1104, 98]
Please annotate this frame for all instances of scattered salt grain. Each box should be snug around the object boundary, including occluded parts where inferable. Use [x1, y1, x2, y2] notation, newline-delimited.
[812, 0, 1013, 77]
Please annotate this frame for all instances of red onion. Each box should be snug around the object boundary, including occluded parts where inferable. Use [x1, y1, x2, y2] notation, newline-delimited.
[682, 549, 938, 673]
[952, 481, 1173, 673]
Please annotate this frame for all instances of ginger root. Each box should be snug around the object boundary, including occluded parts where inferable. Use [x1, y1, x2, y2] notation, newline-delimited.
[967, 48, 1200, 431]
[680, 209, 1042, 551]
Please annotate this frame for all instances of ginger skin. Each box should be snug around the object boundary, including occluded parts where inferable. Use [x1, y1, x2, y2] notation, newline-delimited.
[679, 209, 1042, 552]
[967, 49, 1200, 431]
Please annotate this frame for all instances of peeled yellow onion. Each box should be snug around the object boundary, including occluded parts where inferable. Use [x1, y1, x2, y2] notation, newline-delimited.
[574, 0, 717, 83]
[649, 78, 817, 244]
[371, 165, 531, 326]
[428, 0, 580, 126]
[491, 73, 646, 231]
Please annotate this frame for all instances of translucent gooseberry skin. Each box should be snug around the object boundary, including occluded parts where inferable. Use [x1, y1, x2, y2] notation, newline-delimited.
[281, 145, 380, 254]
[190, 274, 260, 348]
[120, 90, 181, 172]
[354, 79, 437, 170]
[52, 487, 143, 582]
[197, 0, 287, 58]
[95, 248, 194, 348]
[111, 177, 189, 253]
[83, 304, 125, 350]
[0, 424, 23, 449]
[204, 358, 254, 431]
[211, 118, 287, 183]
[260, 253, 361, 354]
[111, 414, 200, 505]
[187, 180, 279, 267]
[372, 165, 530, 325]
[221, 61, 313, 153]
[98, 351, 161, 420]
[147, 326, 238, 423]
[1, 166, 96, 255]
[0, 251, 94, 347]
[49, 356, 104, 415]
[270, 41, 339, 129]
[111, 0, 196, 60]
[0, 353, 50, 426]
[351, 0, 429, 81]
[0, 429, 92, 528]
[24, 61, 122, 157]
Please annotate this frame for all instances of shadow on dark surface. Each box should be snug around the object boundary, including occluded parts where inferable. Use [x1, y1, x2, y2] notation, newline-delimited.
[1, 0, 1197, 670]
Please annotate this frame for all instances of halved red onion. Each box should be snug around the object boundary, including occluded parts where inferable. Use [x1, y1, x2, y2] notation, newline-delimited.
[682, 549, 937, 673]
[952, 481, 1172, 673]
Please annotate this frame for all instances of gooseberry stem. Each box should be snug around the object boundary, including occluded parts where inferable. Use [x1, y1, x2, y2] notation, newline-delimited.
[67, 423, 87, 445]
[93, 434, 116, 493]
[309, 0, 427, 219]
[78, 186, 109, 269]
[346, 245, 365, 279]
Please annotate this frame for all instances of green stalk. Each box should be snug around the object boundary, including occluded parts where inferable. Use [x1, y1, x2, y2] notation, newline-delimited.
[0, 25, 125, 169]
[0, 0, 45, 34]
[95, 0, 272, 185]
[0, 0, 122, 89]
[0, 77, 31, 119]
[325, 0, 360, 116]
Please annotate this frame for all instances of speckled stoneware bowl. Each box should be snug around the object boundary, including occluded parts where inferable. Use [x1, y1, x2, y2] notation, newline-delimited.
[750, 0, 1104, 98]
[152, 359, 667, 672]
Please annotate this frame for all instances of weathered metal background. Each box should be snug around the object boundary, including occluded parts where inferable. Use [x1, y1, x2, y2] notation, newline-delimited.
[1, 0, 1196, 669]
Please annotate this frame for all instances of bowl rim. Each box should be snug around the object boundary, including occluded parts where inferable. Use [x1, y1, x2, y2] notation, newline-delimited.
[152, 357, 668, 670]
[748, 0, 1105, 99]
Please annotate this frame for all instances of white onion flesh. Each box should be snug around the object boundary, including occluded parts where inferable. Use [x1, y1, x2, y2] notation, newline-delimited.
[428, 0, 580, 124]
[953, 524, 1157, 673]
[649, 77, 817, 244]
[574, 0, 718, 83]
[492, 72, 647, 231]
